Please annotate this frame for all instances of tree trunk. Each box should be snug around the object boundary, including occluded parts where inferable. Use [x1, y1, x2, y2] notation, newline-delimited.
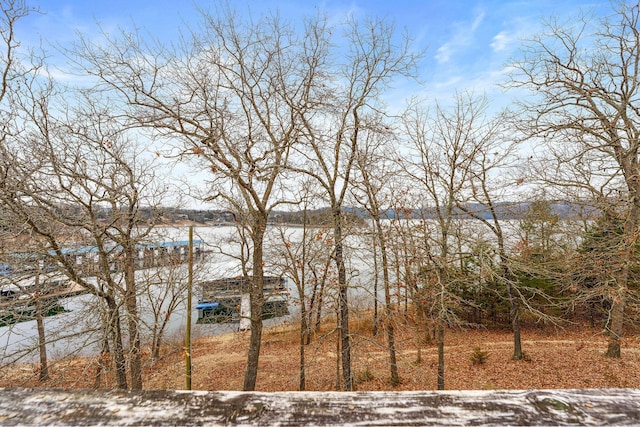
[306, 279, 316, 346]
[299, 261, 307, 391]
[34, 274, 49, 382]
[375, 216, 399, 386]
[151, 308, 174, 360]
[606, 198, 637, 358]
[335, 311, 341, 390]
[437, 320, 445, 390]
[306, 255, 328, 344]
[494, 223, 523, 361]
[313, 267, 327, 336]
[243, 220, 266, 391]
[605, 295, 624, 358]
[415, 325, 422, 364]
[508, 282, 523, 360]
[299, 303, 307, 391]
[372, 241, 379, 337]
[124, 249, 143, 390]
[106, 295, 128, 390]
[334, 208, 352, 391]
[151, 327, 160, 360]
[386, 316, 399, 387]
[93, 334, 110, 389]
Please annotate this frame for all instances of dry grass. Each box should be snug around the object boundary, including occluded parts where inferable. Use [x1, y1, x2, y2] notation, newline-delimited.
[2, 313, 640, 391]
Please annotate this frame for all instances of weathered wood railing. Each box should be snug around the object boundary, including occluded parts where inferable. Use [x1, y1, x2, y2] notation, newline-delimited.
[0, 388, 639, 425]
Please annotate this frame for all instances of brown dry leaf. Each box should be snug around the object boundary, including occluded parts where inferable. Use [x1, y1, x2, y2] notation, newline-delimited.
[2, 319, 640, 392]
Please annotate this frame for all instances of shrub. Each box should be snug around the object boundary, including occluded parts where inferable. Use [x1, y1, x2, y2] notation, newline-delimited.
[470, 347, 489, 365]
[356, 367, 374, 383]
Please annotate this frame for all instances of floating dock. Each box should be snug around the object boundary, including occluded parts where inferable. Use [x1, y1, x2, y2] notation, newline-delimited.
[0, 279, 85, 326]
[0, 240, 204, 326]
[196, 276, 289, 325]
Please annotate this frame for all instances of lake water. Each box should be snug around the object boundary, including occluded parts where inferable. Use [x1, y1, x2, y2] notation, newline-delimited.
[0, 225, 377, 364]
[1, 219, 568, 364]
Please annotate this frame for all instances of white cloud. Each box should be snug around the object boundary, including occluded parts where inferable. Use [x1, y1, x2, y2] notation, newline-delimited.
[491, 31, 511, 52]
[471, 10, 486, 31]
[322, 1, 363, 26]
[434, 8, 486, 64]
[434, 76, 462, 90]
[435, 44, 452, 64]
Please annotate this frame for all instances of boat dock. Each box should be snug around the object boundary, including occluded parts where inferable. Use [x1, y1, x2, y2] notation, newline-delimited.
[196, 276, 289, 325]
[0, 240, 205, 326]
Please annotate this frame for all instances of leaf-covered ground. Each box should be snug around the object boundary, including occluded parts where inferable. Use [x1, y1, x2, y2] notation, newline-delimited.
[2, 315, 639, 391]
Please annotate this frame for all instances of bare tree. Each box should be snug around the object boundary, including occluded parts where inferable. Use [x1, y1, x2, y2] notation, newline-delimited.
[0, 59, 164, 389]
[351, 125, 401, 386]
[434, 92, 532, 360]
[383, 187, 434, 362]
[68, 6, 327, 390]
[0, 0, 32, 112]
[0, 238, 56, 382]
[0, 5, 101, 377]
[508, 2, 640, 357]
[290, 17, 418, 391]
[139, 253, 205, 360]
[402, 95, 482, 390]
[265, 178, 329, 390]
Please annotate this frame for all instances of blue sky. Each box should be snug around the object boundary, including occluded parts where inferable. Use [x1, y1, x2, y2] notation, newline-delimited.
[22, 0, 610, 103]
[13, 1, 613, 208]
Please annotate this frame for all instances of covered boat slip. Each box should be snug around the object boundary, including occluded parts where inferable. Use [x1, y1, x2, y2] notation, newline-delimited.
[196, 276, 290, 325]
[0, 240, 205, 325]
[0, 272, 88, 326]
[50, 239, 205, 274]
[0, 240, 205, 281]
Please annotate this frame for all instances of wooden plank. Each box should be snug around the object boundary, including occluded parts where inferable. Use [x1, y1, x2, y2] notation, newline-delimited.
[0, 388, 639, 425]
